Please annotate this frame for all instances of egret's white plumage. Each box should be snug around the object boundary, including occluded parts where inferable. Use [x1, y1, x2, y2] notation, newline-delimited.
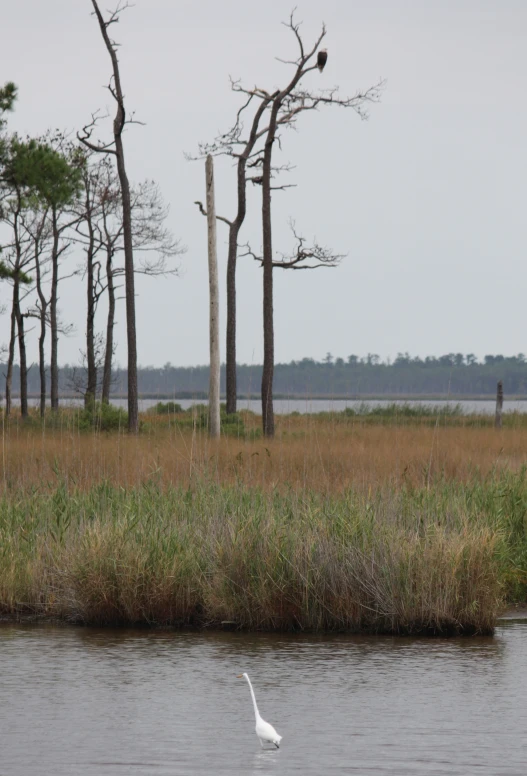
[237, 672, 282, 749]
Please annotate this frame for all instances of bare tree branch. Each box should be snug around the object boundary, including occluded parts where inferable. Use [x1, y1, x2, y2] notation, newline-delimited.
[78, 111, 117, 156]
[241, 221, 345, 271]
[193, 200, 233, 227]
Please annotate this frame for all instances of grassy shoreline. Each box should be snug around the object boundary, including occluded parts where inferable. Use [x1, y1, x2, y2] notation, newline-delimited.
[1, 411, 526, 635]
[1, 474, 525, 635]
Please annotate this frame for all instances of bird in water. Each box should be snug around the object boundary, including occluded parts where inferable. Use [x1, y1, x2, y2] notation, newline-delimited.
[237, 672, 282, 749]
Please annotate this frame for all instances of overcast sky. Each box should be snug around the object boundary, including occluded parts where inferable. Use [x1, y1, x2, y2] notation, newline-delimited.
[2, 0, 527, 367]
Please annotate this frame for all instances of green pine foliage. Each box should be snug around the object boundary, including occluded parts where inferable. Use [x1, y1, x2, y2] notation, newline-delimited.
[2, 135, 83, 207]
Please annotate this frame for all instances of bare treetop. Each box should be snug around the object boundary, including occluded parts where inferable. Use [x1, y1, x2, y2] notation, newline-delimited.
[276, 9, 327, 68]
[191, 9, 384, 163]
[78, 2, 144, 158]
[91, 0, 134, 34]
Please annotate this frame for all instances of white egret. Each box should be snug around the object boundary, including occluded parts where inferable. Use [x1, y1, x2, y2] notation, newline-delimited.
[237, 673, 282, 749]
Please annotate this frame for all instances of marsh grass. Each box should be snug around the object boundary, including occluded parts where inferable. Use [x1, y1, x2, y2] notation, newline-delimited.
[0, 408, 526, 634]
[2, 408, 526, 492]
[0, 475, 524, 635]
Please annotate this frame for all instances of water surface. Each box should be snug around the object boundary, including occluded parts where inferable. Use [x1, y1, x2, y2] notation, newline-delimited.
[1, 624, 526, 775]
[7, 397, 527, 414]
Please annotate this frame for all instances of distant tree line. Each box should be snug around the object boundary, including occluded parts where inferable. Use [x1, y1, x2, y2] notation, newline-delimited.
[3, 353, 527, 399]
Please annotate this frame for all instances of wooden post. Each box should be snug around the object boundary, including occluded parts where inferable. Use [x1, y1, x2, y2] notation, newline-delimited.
[206, 155, 221, 438]
[495, 380, 503, 429]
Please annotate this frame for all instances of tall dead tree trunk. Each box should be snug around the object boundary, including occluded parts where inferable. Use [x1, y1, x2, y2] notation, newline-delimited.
[101, 249, 115, 404]
[193, 97, 272, 415]
[37, 303, 47, 416]
[90, 0, 138, 433]
[256, 14, 381, 435]
[34, 222, 49, 418]
[225, 99, 272, 415]
[85, 193, 97, 408]
[260, 80, 306, 437]
[261, 100, 281, 438]
[206, 155, 221, 438]
[115, 131, 138, 431]
[225, 162, 244, 416]
[50, 206, 60, 411]
[16, 311, 28, 418]
[5, 282, 18, 417]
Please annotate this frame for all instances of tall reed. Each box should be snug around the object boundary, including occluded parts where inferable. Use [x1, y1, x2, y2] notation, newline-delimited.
[0, 481, 511, 634]
[1, 411, 525, 634]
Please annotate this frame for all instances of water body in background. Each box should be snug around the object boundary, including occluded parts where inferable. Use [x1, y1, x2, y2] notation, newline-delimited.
[5, 398, 527, 414]
[1, 623, 527, 775]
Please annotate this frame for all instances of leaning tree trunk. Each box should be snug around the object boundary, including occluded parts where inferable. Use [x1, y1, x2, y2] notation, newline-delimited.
[226, 155, 249, 416]
[101, 247, 115, 404]
[50, 207, 60, 411]
[91, 0, 138, 432]
[206, 155, 221, 438]
[5, 281, 18, 417]
[16, 311, 28, 418]
[260, 101, 282, 438]
[225, 98, 271, 415]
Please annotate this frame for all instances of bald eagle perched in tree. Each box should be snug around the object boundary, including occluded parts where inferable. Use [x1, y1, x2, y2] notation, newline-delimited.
[317, 48, 328, 72]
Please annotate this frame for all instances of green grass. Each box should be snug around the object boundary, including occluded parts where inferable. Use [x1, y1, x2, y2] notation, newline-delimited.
[308, 402, 527, 428]
[1, 471, 526, 634]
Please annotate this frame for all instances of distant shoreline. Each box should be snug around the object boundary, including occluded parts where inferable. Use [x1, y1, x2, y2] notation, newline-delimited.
[4, 392, 527, 402]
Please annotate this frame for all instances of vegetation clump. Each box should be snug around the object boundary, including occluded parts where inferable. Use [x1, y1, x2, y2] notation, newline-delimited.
[0, 474, 524, 635]
[151, 401, 184, 415]
[0, 413, 525, 635]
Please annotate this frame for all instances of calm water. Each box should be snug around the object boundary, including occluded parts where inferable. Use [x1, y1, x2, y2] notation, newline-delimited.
[1, 623, 527, 775]
[7, 397, 527, 415]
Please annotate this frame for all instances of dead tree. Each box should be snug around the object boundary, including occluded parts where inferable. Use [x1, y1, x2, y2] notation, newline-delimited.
[72, 151, 107, 407]
[1, 199, 34, 417]
[192, 87, 298, 415]
[21, 205, 52, 417]
[235, 13, 383, 436]
[49, 203, 79, 410]
[80, 0, 141, 432]
[73, 155, 182, 405]
[191, 91, 276, 414]
[67, 332, 108, 403]
[194, 13, 382, 433]
[102, 179, 182, 403]
[205, 156, 220, 437]
[74, 156, 122, 405]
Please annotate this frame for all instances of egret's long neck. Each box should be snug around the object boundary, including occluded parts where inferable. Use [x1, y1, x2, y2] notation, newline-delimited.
[245, 676, 262, 721]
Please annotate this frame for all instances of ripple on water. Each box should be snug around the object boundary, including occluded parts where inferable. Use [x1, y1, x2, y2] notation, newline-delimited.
[0, 623, 527, 775]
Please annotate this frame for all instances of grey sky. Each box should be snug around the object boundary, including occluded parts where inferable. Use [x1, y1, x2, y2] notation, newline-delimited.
[3, 0, 527, 368]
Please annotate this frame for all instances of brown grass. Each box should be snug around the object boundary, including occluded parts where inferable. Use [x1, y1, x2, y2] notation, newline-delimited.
[0, 411, 524, 634]
[2, 412, 526, 493]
